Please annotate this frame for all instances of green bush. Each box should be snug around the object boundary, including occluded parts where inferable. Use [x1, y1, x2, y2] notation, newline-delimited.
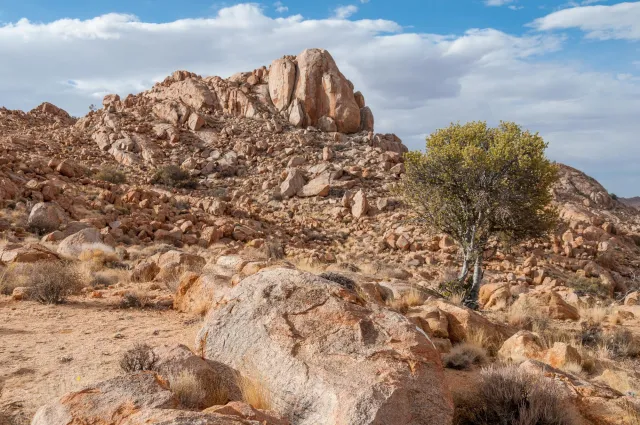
[151, 165, 197, 189]
[567, 276, 608, 298]
[94, 167, 127, 184]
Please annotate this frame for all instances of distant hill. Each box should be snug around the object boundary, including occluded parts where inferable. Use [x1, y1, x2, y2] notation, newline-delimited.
[620, 196, 640, 209]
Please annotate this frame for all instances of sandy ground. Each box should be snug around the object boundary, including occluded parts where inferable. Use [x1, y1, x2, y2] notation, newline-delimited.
[0, 294, 201, 425]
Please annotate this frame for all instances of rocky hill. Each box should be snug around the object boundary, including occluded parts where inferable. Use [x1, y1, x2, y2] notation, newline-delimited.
[621, 197, 640, 210]
[2, 48, 640, 425]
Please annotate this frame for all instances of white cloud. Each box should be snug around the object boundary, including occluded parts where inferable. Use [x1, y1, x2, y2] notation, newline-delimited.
[530, 1, 640, 40]
[274, 1, 288, 13]
[1, 4, 639, 195]
[333, 5, 358, 19]
[485, 0, 515, 6]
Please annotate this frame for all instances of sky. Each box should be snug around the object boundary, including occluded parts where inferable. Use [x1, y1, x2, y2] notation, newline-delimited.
[0, 1, 639, 196]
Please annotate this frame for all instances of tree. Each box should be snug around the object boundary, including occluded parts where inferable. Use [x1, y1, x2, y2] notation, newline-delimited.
[396, 121, 558, 309]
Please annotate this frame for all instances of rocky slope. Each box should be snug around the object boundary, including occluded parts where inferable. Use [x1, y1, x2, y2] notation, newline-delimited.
[2, 48, 640, 424]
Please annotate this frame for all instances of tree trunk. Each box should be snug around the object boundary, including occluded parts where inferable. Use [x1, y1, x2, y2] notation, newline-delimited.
[458, 252, 470, 282]
[463, 254, 484, 310]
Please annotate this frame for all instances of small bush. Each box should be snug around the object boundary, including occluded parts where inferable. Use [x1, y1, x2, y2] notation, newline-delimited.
[170, 370, 228, 409]
[25, 261, 84, 304]
[318, 272, 356, 291]
[604, 328, 640, 359]
[567, 276, 609, 298]
[151, 165, 197, 189]
[119, 290, 151, 309]
[453, 365, 579, 425]
[580, 322, 604, 347]
[444, 343, 488, 370]
[120, 343, 158, 373]
[94, 167, 127, 184]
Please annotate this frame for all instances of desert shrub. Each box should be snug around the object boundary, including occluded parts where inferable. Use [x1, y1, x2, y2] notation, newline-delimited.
[170, 370, 228, 409]
[120, 343, 158, 372]
[567, 276, 608, 298]
[94, 167, 127, 184]
[119, 290, 151, 309]
[444, 343, 488, 370]
[24, 261, 84, 304]
[453, 365, 579, 425]
[580, 322, 604, 347]
[437, 278, 470, 303]
[318, 272, 356, 291]
[604, 328, 640, 359]
[151, 165, 197, 189]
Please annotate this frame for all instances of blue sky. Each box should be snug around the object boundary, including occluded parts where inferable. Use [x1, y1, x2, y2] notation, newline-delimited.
[0, 0, 639, 195]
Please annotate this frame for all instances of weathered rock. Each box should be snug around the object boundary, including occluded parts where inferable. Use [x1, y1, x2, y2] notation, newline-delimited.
[206, 402, 289, 425]
[0, 243, 60, 263]
[131, 260, 161, 283]
[498, 330, 546, 362]
[268, 58, 296, 111]
[197, 268, 453, 425]
[293, 49, 361, 133]
[407, 305, 449, 338]
[544, 342, 582, 369]
[280, 169, 305, 198]
[188, 113, 205, 131]
[31, 372, 178, 425]
[57, 228, 102, 258]
[152, 344, 233, 409]
[360, 107, 374, 132]
[27, 202, 68, 233]
[351, 190, 369, 218]
[479, 283, 510, 310]
[512, 290, 580, 321]
[433, 300, 513, 345]
[371, 134, 408, 154]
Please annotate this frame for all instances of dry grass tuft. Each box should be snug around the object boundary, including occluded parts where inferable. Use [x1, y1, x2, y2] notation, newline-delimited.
[170, 370, 229, 409]
[238, 367, 272, 411]
[386, 288, 425, 313]
[578, 305, 614, 324]
[453, 365, 580, 425]
[444, 343, 488, 370]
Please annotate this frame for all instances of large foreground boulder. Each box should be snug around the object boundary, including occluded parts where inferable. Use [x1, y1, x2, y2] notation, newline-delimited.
[32, 372, 178, 425]
[197, 268, 453, 425]
[32, 371, 282, 425]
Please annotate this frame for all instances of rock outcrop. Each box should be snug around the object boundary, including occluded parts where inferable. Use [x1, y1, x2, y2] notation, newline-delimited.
[197, 268, 453, 425]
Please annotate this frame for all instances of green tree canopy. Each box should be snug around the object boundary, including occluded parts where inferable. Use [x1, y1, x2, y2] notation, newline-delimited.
[396, 121, 558, 308]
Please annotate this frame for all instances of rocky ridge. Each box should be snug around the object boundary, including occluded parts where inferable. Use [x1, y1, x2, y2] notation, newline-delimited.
[1, 48, 640, 425]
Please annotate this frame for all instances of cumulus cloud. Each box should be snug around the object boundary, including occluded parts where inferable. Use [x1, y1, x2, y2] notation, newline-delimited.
[333, 5, 359, 19]
[0, 3, 639, 194]
[274, 1, 288, 13]
[530, 1, 640, 40]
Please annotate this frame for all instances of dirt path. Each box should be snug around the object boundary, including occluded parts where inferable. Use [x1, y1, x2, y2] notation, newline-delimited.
[0, 295, 201, 424]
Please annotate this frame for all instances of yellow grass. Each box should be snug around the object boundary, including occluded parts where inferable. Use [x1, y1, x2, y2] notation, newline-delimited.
[170, 370, 228, 409]
[238, 366, 272, 411]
